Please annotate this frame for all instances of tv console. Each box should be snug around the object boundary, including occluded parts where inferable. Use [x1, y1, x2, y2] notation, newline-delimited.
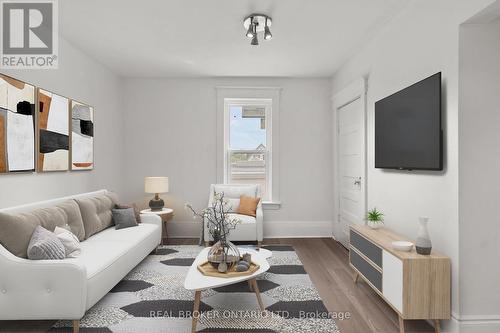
[349, 224, 450, 333]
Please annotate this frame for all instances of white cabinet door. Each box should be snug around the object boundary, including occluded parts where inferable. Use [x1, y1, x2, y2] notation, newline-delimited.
[382, 250, 403, 313]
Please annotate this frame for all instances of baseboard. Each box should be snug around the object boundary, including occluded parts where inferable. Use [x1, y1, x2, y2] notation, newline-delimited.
[167, 221, 200, 238]
[167, 220, 333, 238]
[263, 221, 332, 238]
[444, 312, 500, 333]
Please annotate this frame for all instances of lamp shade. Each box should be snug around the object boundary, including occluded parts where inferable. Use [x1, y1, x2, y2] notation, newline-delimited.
[145, 177, 169, 194]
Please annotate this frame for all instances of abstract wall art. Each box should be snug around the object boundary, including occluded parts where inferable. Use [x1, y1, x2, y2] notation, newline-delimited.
[0, 74, 35, 173]
[37, 89, 70, 171]
[71, 100, 93, 170]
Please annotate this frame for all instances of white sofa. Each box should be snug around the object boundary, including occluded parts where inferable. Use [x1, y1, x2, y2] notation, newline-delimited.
[204, 184, 263, 246]
[0, 190, 162, 333]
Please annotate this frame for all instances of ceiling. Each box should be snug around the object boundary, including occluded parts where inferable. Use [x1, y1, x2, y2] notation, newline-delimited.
[59, 0, 408, 78]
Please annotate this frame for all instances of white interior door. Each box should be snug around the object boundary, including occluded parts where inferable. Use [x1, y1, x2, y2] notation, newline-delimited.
[332, 79, 366, 247]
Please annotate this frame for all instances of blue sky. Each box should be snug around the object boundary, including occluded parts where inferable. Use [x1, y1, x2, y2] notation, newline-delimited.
[230, 106, 266, 150]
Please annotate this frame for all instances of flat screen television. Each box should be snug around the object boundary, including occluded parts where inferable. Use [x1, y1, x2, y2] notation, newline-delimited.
[375, 72, 443, 171]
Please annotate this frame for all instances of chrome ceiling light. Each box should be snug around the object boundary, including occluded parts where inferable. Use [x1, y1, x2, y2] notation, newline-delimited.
[245, 18, 254, 38]
[264, 17, 272, 40]
[243, 14, 272, 45]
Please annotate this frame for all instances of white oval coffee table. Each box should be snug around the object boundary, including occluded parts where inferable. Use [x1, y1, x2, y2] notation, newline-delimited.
[184, 247, 271, 333]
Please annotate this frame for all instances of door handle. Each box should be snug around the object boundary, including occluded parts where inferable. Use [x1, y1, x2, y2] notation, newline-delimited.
[354, 177, 361, 186]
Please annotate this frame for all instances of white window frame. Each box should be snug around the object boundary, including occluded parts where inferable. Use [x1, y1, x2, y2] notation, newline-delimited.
[224, 99, 272, 200]
[216, 87, 281, 209]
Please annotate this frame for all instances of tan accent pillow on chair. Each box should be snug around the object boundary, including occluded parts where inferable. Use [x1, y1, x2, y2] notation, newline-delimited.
[236, 195, 261, 217]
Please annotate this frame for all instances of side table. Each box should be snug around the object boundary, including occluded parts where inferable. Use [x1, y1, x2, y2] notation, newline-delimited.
[140, 208, 174, 245]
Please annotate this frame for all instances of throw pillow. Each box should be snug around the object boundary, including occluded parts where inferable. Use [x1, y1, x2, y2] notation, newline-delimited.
[237, 195, 261, 217]
[76, 194, 115, 239]
[112, 208, 138, 230]
[115, 203, 141, 223]
[54, 226, 81, 258]
[27, 226, 66, 260]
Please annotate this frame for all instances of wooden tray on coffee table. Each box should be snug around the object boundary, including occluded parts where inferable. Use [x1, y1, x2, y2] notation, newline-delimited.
[197, 261, 260, 278]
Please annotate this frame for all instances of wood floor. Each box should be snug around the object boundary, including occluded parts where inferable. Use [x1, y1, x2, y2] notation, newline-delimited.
[0, 238, 435, 333]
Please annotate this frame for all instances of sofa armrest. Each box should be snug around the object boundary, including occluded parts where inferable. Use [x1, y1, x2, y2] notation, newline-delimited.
[0, 245, 87, 320]
[256, 204, 264, 242]
[140, 213, 163, 245]
[140, 213, 162, 227]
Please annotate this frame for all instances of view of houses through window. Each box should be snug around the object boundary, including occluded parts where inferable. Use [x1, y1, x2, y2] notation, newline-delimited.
[227, 102, 271, 200]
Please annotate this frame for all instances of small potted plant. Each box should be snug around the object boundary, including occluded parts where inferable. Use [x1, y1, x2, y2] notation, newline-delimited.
[366, 208, 384, 229]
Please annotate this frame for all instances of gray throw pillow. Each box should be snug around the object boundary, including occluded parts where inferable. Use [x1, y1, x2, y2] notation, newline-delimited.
[112, 208, 138, 230]
[115, 203, 141, 223]
[27, 226, 66, 260]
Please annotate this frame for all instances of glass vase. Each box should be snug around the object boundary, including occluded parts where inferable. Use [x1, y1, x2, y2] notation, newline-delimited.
[207, 240, 240, 272]
[416, 216, 432, 255]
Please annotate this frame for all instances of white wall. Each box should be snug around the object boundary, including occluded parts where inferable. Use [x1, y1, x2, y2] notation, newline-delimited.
[0, 37, 125, 207]
[459, 17, 500, 331]
[121, 78, 333, 238]
[330, 0, 495, 331]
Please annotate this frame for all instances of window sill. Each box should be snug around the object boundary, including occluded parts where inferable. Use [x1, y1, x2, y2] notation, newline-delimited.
[262, 201, 281, 210]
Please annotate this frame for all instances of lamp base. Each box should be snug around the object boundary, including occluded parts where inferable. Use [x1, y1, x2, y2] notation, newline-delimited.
[149, 196, 165, 211]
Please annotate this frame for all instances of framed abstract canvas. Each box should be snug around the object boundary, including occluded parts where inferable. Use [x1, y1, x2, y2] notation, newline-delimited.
[0, 74, 36, 173]
[71, 100, 94, 170]
[37, 89, 70, 172]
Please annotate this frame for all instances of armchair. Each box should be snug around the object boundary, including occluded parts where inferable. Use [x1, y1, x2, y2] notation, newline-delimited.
[203, 184, 263, 247]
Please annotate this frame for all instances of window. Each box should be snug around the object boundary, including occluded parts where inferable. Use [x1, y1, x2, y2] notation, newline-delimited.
[224, 99, 272, 201]
[216, 87, 280, 208]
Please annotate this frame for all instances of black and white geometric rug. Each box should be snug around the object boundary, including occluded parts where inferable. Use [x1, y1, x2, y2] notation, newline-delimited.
[51, 245, 339, 333]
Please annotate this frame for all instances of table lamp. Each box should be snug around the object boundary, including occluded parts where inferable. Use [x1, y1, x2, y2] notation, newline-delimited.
[145, 176, 169, 211]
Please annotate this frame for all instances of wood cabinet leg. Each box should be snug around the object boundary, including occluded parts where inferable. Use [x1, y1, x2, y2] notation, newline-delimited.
[353, 272, 359, 283]
[72, 320, 80, 333]
[398, 315, 405, 333]
[257, 241, 262, 248]
[251, 279, 265, 311]
[191, 290, 201, 333]
[434, 320, 441, 333]
[248, 280, 253, 291]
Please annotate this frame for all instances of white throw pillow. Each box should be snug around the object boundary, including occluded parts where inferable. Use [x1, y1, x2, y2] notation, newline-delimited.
[54, 226, 81, 258]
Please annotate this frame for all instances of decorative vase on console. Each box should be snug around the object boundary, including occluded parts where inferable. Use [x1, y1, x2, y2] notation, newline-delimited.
[416, 216, 432, 255]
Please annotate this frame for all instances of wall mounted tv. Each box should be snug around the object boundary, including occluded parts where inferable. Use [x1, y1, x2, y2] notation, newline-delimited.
[375, 72, 443, 171]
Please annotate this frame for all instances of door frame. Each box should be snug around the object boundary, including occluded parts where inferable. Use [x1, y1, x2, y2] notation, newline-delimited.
[331, 78, 367, 243]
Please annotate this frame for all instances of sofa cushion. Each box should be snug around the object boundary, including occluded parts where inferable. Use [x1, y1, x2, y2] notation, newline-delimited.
[112, 208, 138, 230]
[78, 223, 160, 279]
[57, 200, 86, 241]
[27, 226, 66, 260]
[0, 199, 85, 258]
[76, 194, 115, 239]
[105, 191, 119, 206]
[227, 213, 256, 224]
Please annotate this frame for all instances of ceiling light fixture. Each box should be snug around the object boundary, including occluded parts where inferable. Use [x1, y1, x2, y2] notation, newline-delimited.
[246, 16, 254, 38]
[243, 13, 272, 46]
[264, 17, 272, 40]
